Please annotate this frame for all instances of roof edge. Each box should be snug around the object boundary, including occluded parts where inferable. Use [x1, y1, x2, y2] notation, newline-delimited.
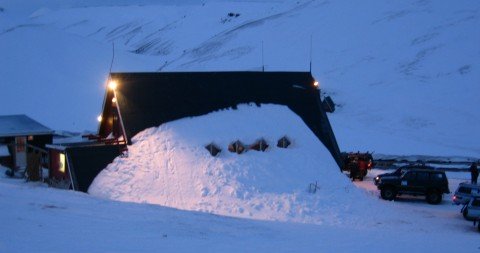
[110, 71, 313, 75]
[0, 131, 54, 138]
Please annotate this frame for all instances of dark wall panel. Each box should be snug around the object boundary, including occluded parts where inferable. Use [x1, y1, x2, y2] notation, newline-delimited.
[66, 145, 121, 192]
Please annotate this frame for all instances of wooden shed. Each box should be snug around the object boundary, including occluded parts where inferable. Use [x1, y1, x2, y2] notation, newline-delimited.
[0, 115, 53, 179]
[46, 143, 121, 192]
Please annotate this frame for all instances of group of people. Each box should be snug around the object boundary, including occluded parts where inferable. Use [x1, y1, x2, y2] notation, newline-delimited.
[349, 157, 369, 181]
[470, 162, 478, 184]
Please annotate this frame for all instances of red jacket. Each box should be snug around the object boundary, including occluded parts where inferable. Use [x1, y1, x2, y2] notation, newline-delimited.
[358, 160, 368, 171]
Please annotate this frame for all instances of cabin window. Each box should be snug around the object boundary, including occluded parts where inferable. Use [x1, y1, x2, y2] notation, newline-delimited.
[205, 143, 221, 156]
[59, 153, 66, 173]
[228, 140, 245, 154]
[277, 136, 291, 148]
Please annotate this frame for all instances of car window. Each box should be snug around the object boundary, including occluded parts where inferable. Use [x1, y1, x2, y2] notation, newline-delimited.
[417, 172, 429, 181]
[430, 173, 444, 181]
[458, 187, 472, 194]
[403, 172, 415, 180]
[472, 199, 480, 207]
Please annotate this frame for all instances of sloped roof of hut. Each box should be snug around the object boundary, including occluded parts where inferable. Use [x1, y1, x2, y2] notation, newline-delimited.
[0, 114, 53, 137]
[98, 71, 342, 168]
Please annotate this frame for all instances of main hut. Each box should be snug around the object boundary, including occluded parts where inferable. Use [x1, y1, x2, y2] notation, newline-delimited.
[50, 71, 342, 192]
[98, 71, 342, 167]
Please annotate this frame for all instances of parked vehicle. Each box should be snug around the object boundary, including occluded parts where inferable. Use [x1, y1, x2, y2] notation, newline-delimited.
[376, 169, 450, 204]
[473, 218, 480, 232]
[453, 182, 480, 205]
[374, 164, 435, 185]
[461, 196, 480, 220]
[341, 152, 374, 181]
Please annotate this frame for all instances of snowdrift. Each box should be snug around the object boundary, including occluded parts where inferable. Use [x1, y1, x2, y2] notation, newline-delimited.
[89, 104, 393, 225]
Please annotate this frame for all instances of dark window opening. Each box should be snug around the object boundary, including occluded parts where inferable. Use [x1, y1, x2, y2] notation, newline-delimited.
[458, 187, 472, 194]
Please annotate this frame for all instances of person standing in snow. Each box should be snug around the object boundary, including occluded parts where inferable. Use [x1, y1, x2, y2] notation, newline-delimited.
[358, 158, 367, 179]
[470, 162, 478, 184]
[350, 158, 360, 181]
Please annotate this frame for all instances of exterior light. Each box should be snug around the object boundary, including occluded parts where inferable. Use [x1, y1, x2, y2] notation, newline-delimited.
[59, 153, 66, 173]
[313, 81, 319, 87]
[97, 115, 103, 122]
[108, 80, 118, 90]
[112, 97, 117, 103]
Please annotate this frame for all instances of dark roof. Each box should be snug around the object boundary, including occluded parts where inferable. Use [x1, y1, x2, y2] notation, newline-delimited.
[100, 71, 342, 168]
[0, 114, 53, 137]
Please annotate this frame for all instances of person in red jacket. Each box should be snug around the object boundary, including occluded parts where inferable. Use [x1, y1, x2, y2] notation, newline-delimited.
[358, 158, 368, 180]
[349, 158, 360, 181]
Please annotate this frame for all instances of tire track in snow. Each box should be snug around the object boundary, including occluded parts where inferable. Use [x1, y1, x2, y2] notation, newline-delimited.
[159, 0, 318, 70]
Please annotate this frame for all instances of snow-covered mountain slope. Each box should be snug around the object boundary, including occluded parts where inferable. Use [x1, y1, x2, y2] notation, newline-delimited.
[89, 104, 396, 225]
[1, 0, 479, 157]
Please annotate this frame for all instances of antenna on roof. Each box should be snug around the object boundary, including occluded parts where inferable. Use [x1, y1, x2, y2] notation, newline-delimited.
[109, 42, 115, 75]
[262, 41, 265, 72]
[309, 34, 313, 73]
[98, 42, 116, 135]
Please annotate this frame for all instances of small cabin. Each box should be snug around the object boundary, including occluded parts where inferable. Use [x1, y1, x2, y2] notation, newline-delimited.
[0, 115, 53, 179]
[46, 142, 122, 192]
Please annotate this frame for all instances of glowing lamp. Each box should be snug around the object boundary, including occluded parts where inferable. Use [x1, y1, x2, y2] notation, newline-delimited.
[108, 80, 118, 90]
[97, 115, 103, 122]
[313, 81, 319, 87]
[112, 97, 117, 103]
[59, 154, 65, 173]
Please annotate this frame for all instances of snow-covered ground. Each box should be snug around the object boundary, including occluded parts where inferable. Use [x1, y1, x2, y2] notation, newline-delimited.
[2, 104, 478, 252]
[1, 1, 479, 252]
[1, 165, 478, 253]
[1, 0, 479, 157]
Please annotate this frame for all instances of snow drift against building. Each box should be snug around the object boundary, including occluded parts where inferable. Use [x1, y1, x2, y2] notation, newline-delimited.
[89, 104, 392, 225]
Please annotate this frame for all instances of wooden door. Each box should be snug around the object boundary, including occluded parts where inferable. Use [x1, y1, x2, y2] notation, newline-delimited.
[15, 137, 26, 169]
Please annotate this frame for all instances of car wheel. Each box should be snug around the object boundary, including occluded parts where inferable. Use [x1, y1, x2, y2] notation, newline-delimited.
[463, 208, 468, 219]
[381, 187, 396, 201]
[426, 190, 442, 204]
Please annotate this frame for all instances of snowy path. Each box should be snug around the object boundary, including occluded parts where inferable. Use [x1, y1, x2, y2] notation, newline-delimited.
[353, 169, 474, 233]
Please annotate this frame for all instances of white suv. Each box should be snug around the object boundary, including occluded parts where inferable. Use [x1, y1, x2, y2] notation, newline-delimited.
[462, 196, 480, 220]
[453, 182, 480, 205]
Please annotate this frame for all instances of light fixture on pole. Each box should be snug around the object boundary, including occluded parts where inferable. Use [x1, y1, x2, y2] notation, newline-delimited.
[108, 80, 118, 91]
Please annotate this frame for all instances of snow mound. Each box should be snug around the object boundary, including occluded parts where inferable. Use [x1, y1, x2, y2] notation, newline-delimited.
[89, 104, 390, 225]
